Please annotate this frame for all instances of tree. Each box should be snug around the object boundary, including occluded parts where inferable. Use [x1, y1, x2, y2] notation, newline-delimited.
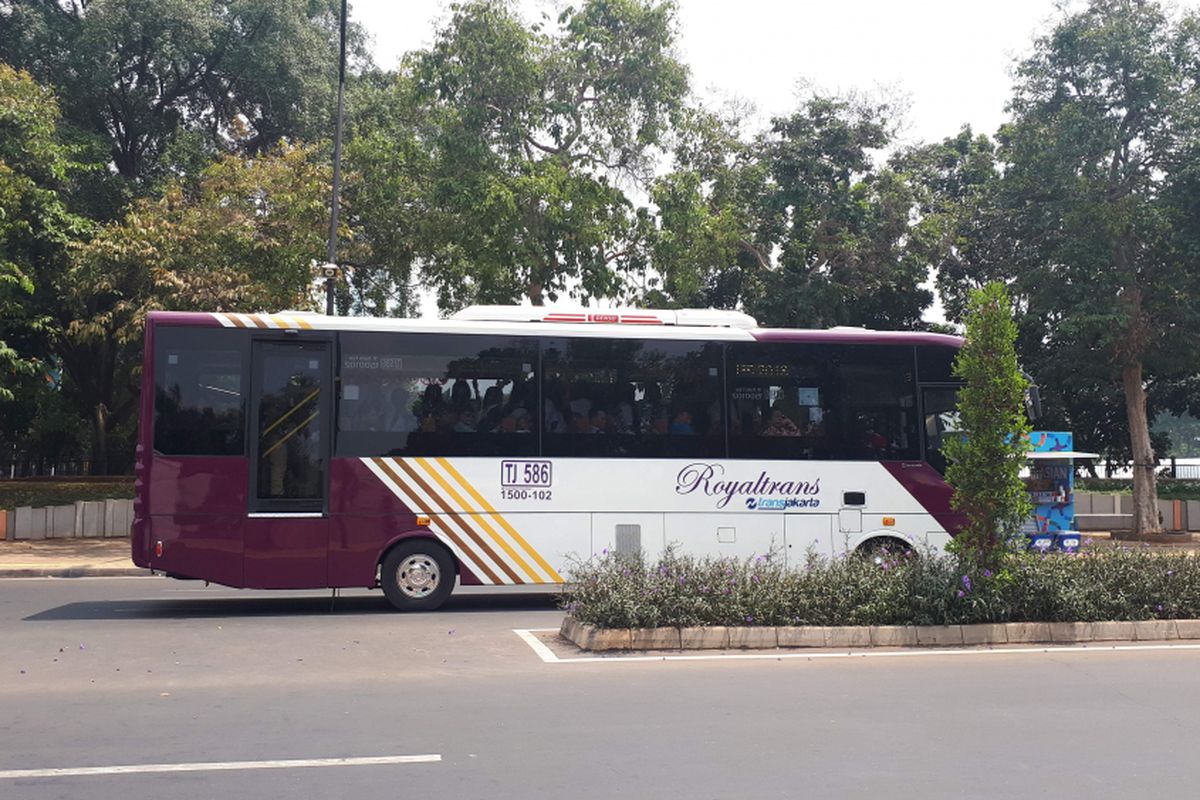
[943, 282, 1032, 566]
[0, 0, 366, 183]
[649, 92, 933, 329]
[409, 0, 688, 309]
[996, 0, 1200, 534]
[0, 63, 88, 401]
[67, 143, 334, 471]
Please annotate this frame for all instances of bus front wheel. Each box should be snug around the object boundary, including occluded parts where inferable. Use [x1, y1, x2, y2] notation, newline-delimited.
[381, 539, 456, 611]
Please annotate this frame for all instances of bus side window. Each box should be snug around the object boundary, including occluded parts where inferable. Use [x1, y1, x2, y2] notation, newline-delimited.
[541, 337, 723, 459]
[153, 327, 247, 456]
[335, 332, 538, 458]
[727, 343, 836, 461]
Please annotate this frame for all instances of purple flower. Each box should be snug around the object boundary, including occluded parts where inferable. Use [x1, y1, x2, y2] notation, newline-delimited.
[983, 569, 992, 578]
[1157, 604, 1164, 612]
[956, 590, 965, 598]
[962, 575, 973, 592]
[745, 615, 754, 623]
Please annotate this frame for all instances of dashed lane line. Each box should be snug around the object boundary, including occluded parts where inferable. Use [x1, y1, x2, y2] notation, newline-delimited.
[0, 754, 441, 780]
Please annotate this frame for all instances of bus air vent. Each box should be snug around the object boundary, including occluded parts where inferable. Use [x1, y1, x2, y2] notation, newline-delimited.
[614, 524, 642, 555]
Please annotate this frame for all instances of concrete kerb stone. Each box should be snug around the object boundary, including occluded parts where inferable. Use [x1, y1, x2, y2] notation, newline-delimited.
[1175, 620, 1200, 640]
[825, 626, 871, 648]
[915, 625, 964, 646]
[777, 626, 826, 648]
[728, 626, 778, 649]
[869, 626, 918, 647]
[1132, 620, 1179, 642]
[1091, 621, 1135, 641]
[1005, 622, 1053, 644]
[680, 626, 730, 650]
[962, 624, 1008, 646]
[558, 617, 1200, 652]
[631, 627, 682, 651]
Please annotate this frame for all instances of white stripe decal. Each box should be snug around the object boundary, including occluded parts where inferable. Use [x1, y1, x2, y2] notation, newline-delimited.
[0, 754, 442, 780]
[212, 313, 236, 328]
[362, 458, 505, 585]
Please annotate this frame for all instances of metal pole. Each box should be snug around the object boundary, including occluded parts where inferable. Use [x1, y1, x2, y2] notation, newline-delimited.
[326, 0, 348, 316]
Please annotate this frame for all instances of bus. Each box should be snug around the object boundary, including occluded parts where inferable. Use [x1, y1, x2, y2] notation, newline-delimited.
[131, 305, 966, 610]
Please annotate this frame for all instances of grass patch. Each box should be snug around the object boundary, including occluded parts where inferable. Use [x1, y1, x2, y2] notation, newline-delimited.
[0, 479, 135, 510]
[563, 546, 1200, 628]
[1077, 479, 1200, 500]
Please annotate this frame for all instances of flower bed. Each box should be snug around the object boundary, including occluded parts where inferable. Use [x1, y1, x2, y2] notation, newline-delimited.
[561, 546, 1200, 630]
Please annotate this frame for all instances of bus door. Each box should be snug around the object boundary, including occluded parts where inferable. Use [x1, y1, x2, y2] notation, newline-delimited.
[244, 339, 332, 589]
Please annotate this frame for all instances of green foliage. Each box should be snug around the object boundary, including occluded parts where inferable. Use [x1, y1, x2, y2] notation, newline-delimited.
[943, 282, 1031, 564]
[0, 0, 368, 182]
[0, 63, 89, 401]
[406, 0, 688, 308]
[0, 479, 134, 511]
[648, 92, 934, 329]
[564, 547, 1200, 629]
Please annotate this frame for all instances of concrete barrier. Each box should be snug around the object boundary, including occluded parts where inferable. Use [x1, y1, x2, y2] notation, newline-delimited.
[5, 498, 134, 539]
[1189, 501, 1200, 532]
[48, 504, 75, 538]
[1076, 513, 1133, 532]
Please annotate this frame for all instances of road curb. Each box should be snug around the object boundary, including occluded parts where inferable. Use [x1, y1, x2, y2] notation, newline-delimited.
[560, 616, 1198, 652]
[0, 567, 151, 578]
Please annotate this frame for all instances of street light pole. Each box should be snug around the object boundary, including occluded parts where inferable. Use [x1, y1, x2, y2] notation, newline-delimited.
[325, 0, 348, 316]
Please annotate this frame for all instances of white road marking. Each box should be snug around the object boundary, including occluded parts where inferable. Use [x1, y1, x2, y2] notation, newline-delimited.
[514, 628, 561, 662]
[0, 754, 441, 780]
[513, 629, 1200, 664]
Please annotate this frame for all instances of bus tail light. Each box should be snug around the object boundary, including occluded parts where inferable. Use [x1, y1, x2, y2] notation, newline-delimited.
[416, 515, 431, 527]
[882, 517, 896, 527]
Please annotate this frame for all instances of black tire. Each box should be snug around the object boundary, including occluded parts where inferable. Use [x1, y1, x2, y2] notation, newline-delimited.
[380, 539, 456, 611]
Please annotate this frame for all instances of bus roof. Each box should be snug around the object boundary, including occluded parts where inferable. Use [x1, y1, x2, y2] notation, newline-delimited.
[145, 309, 963, 348]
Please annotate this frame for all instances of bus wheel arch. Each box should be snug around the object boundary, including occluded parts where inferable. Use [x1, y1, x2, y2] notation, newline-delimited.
[378, 535, 457, 612]
[854, 534, 916, 562]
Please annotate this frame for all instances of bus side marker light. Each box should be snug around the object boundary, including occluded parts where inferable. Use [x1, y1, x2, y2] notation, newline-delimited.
[416, 515, 431, 527]
[155, 540, 163, 557]
[882, 517, 896, 527]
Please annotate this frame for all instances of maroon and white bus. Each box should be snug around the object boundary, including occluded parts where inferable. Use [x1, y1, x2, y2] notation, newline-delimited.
[131, 306, 965, 610]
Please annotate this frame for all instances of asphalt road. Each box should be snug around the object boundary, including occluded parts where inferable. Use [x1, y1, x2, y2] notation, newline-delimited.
[3, 577, 1200, 799]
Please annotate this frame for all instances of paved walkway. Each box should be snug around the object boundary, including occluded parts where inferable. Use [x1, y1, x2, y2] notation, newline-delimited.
[0, 538, 144, 577]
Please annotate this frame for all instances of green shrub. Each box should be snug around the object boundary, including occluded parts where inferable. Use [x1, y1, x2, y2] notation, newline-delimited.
[562, 545, 1200, 628]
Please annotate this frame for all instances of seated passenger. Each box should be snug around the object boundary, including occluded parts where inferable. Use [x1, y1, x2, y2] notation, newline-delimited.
[763, 408, 801, 437]
[588, 409, 608, 434]
[668, 410, 695, 435]
[454, 409, 478, 432]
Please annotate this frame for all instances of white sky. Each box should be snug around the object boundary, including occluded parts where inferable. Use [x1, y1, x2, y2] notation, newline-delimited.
[351, 0, 1064, 146]
[346, 0, 1068, 320]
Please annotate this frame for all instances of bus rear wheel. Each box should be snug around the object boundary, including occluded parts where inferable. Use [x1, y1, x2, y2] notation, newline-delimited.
[381, 539, 455, 611]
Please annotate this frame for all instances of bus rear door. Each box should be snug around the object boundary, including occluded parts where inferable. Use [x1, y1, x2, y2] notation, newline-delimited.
[244, 339, 332, 589]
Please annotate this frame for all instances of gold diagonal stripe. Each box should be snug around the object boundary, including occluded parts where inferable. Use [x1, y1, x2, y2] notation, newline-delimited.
[392, 458, 521, 584]
[414, 457, 541, 584]
[261, 411, 318, 458]
[261, 387, 321, 437]
[268, 315, 292, 329]
[436, 457, 563, 582]
[371, 458, 501, 585]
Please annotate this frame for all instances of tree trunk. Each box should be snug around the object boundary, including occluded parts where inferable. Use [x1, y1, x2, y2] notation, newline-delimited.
[1121, 359, 1161, 535]
[91, 403, 110, 476]
[526, 280, 544, 306]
